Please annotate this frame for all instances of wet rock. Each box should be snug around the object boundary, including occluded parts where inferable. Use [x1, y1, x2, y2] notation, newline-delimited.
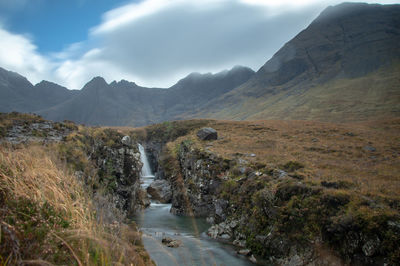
[249, 255, 257, 263]
[233, 239, 246, 248]
[147, 179, 172, 203]
[197, 127, 218, 140]
[162, 237, 182, 248]
[238, 249, 252, 256]
[220, 234, 230, 240]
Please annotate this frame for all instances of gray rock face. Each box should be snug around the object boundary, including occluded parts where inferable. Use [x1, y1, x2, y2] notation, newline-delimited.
[90, 137, 143, 216]
[196, 127, 218, 140]
[207, 219, 239, 241]
[147, 179, 172, 203]
[169, 142, 225, 217]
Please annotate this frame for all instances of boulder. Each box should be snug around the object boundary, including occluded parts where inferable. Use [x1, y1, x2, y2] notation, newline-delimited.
[238, 249, 252, 256]
[196, 127, 218, 140]
[147, 179, 172, 203]
[121, 135, 131, 146]
[162, 237, 182, 248]
[249, 255, 257, 263]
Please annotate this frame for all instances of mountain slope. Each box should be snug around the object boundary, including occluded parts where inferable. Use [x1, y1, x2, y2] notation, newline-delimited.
[190, 3, 400, 122]
[38, 66, 254, 126]
[0, 67, 76, 113]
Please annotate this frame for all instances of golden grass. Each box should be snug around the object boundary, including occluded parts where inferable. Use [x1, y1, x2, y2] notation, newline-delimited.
[169, 118, 400, 200]
[0, 144, 151, 265]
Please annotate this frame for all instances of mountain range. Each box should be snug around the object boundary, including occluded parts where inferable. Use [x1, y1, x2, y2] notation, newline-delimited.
[1, 2, 399, 126]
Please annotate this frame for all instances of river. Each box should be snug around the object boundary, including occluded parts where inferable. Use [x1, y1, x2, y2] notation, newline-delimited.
[135, 144, 253, 266]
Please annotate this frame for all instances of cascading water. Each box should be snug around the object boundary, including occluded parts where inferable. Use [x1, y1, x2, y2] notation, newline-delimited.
[135, 143, 253, 265]
[138, 143, 155, 189]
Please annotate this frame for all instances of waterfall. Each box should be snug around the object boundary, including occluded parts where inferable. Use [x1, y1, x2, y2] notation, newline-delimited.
[138, 144, 154, 189]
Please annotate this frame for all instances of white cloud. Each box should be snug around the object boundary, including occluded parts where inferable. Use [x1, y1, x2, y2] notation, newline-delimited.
[0, 25, 54, 84]
[1, 0, 400, 89]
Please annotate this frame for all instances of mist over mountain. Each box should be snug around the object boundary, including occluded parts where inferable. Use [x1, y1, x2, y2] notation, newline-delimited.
[1, 3, 399, 125]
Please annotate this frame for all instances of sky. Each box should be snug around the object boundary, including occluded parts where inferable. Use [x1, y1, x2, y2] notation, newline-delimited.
[0, 0, 399, 89]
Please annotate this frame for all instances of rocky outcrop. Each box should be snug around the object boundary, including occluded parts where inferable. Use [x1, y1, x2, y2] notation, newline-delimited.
[87, 134, 143, 216]
[164, 139, 400, 265]
[196, 127, 218, 140]
[169, 140, 228, 217]
[0, 114, 76, 144]
[147, 179, 172, 203]
[161, 237, 182, 248]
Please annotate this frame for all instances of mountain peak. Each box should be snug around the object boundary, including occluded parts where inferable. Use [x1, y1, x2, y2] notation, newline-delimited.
[90, 76, 107, 84]
[81, 76, 108, 91]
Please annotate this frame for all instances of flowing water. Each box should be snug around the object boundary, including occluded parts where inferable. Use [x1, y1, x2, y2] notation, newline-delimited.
[135, 144, 252, 266]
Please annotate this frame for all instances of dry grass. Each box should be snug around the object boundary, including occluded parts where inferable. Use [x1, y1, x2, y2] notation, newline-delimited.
[170, 118, 400, 201]
[0, 144, 151, 265]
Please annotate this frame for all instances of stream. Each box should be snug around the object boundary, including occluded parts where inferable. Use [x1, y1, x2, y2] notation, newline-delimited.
[135, 144, 253, 266]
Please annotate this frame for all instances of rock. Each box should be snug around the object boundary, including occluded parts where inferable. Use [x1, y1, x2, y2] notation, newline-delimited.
[206, 216, 215, 224]
[162, 237, 182, 248]
[387, 220, 400, 231]
[220, 234, 230, 240]
[215, 199, 228, 222]
[363, 145, 376, 152]
[207, 225, 219, 239]
[147, 179, 172, 203]
[249, 255, 257, 263]
[196, 127, 218, 140]
[255, 235, 268, 243]
[273, 169, 288, 178]
[121, 135, 131, 146]
[233, 239, 246, 248]
[238, 249, 252, 256]
[362, 238, 380, 257]
[287, 254, 302, 266]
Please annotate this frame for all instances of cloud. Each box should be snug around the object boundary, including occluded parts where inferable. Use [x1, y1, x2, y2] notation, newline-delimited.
[0, 25, 54, 84]
[86, 0, 322, 87]
[1, 0, 400, 89]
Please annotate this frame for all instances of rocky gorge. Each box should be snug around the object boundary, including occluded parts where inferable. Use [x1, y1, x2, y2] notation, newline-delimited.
[1, 113, 399, 265]
[133, 121, 400, 265]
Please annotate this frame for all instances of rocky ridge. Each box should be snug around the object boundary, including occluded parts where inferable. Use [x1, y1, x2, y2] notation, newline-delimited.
[0, 113, 146, 217]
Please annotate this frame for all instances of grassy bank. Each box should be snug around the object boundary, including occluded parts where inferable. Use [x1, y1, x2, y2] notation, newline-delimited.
[0, 113, 152, 265]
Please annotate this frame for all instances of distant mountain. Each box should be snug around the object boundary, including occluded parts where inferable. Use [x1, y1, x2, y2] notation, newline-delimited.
[0, 67, 77, 113]
[36, 66, 254, 126]
[190, 3, 400, 122]
[1, 3, 399, 125]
